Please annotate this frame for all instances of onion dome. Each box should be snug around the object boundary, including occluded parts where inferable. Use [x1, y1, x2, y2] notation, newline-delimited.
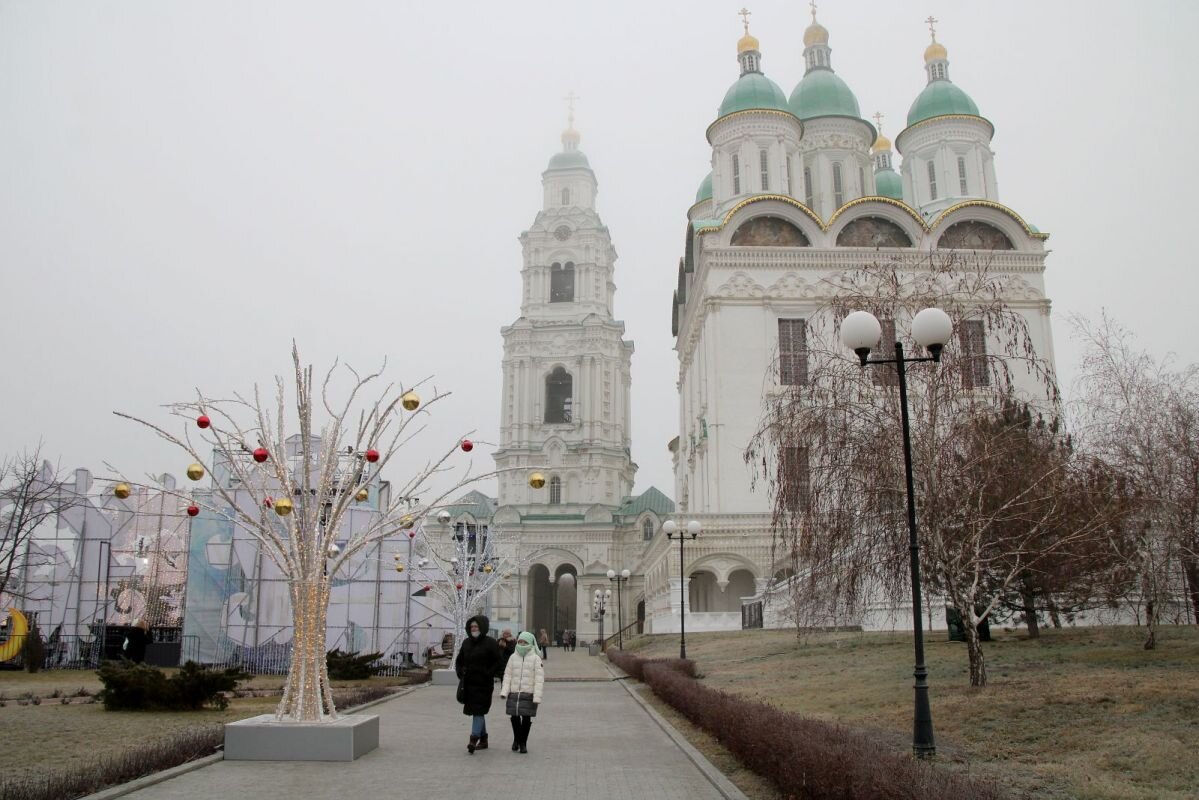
[870, 113, 903, 200]
[695, 172, 713, 204]
[789, 9, 866, 123]
[906, 20, 981, 126]
[738, 31, 760, 53]
[717, 14, 791, 120]
[547, 120, 591, 171]
[803, 20, 828, 47]
[874, 169, 903, 201]
[871, 130, 892, 154]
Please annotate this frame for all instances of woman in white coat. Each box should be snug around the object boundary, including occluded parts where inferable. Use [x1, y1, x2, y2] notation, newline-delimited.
[499, 630, 544, 753]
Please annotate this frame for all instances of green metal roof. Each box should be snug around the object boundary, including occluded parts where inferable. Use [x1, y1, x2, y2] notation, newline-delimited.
[906, 81, 980, 126]
[695, 172, 713, 204]
[442, 490, 496, 521]
[789, 69, 862, 120]
[718, 73, 790, 119]
[547, 150, 592, 171]
[875, 168, 903, 201]
[521, 513, 585, 521]
[616, 486, 675, 519]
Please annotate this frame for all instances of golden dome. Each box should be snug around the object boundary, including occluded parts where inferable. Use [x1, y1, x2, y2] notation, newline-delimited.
[871, 132, 892, 153]
[803, 22, 829, 47]
[924, 41, 947, 63]
[737, 32, 760, 53]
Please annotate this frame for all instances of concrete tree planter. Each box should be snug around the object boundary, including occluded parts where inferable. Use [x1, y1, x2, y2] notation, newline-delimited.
[224, 714, 380, 762]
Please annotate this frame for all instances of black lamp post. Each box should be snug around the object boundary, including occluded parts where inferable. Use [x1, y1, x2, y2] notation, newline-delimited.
[606, 568, 631, 649]
[663, 519, 700, 660]
[840, 307, 953, 760]
[592, 587, 610, 651]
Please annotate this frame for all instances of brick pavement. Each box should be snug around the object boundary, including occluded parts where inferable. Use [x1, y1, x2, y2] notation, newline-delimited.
[112, 651, 731, 799]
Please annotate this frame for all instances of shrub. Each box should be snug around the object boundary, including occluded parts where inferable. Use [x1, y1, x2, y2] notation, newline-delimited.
[607, 649, 696, 680]
[97, 661, 247, 711]
[326, 649, 384, 680]
[617, 652, 1007, 800]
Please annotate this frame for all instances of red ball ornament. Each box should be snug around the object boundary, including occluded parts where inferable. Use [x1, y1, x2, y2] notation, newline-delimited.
[423, 585, 431, 592]
[253, 448, 269, 463]
[187, 505, 200, 517]
[455, 582, 463, 590]
[408, 531, 416, 539]
[264, 497, 273, 508]
[365, 449, 380, 463]
[460, 439, 474, 453]
[196, 415, 211, 429]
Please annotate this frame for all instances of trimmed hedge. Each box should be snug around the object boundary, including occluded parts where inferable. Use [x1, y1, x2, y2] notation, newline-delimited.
[612, 652, 1008, 800]
[97, 661, 248, 711]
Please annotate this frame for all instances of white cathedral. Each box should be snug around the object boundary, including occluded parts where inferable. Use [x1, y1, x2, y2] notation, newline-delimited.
[450, 11, 1057, 640]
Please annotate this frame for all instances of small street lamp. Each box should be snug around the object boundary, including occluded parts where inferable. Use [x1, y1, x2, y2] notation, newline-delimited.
[606, 568, 631, 649]
[840, 306, 952, 760]
[663, 519, 700, 659]
[592, 587, 611, 651]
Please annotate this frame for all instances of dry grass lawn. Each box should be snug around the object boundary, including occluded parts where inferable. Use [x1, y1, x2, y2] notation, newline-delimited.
[0, 668, 415, 787]
[626, 625, 1199, 800]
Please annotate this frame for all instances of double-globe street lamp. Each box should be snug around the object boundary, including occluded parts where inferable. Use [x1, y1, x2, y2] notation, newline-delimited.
[662, 519, 701, 659]
[840, 306, 953, 760]
[606, 568, 631, 649]
[592, 587, 611, 650]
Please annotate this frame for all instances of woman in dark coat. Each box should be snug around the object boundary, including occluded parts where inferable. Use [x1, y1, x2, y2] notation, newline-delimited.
[455, 614, 501, 754]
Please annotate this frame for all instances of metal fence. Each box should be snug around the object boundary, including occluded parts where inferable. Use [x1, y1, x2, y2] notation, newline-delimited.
[0, 633, 201, 671]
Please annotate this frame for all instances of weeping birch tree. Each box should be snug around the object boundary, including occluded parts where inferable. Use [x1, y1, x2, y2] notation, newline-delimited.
[116, 346, 511, 721]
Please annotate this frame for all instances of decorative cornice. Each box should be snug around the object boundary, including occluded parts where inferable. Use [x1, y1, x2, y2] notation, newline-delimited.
[895, 113, 995, 148]
[705, 108, 803, 145]
[825, 195, 927, 230]
[930, 199, 1049, 239]
[696, 194, 824, 235]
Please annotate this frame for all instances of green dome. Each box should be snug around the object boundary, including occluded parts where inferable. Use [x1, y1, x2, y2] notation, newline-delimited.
[718, 73, 790, 118]
[547, 150, 591, 171]
[875, 169, 903, 201]
[695, 172, 713, 204]
[789, 69, 861, 120]
[906, 81, 980, 126]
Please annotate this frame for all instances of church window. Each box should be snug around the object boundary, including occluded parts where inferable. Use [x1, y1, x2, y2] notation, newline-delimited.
[957, 156, 968, 194]
[832, 163, 844, 208]
[780, 446, 810, 511]
[551, 262, 575, 302]
[959, 320, 990, 389]
[642, 518, 654, 541]
[732, 154, 741, 194]
[561, 187, 570, 206]
[759, 149, 769, 191]
[859, 166, 866, 197]
[927, 161, 938, 201]
[545, 367, 573, 423]
[785, 155, 793, 195]
[549, 476, 562, 505]
[778, 318, 808, 386]
[803, 166, 814, 207]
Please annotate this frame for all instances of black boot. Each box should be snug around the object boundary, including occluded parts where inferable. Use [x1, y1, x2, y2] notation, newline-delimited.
[510, 717, 521, 750]
[476, 734, 488, 750]
[468, 734, 478, 754]
[519, 741, 528, 754]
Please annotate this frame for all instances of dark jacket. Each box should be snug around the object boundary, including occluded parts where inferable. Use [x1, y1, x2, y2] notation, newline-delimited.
[496, 637, 515, 674]
[124, 626, 152, 664]
[454, 615, 501, 716]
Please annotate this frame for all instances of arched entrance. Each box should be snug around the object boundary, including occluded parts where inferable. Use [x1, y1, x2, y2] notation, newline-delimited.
[526, 563, 577, 643]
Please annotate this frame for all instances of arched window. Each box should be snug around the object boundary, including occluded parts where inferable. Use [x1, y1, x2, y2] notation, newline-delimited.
[732, 154, 741, 195]
[785, 155, 793, 195]
[803, 166, 814, 207]
[550, 261, 575, 303]
[549, 476, 562, 505]
[927, 160, 938, 201]
[642, 518, 654, 541]
[759, 149, 769, 192]
[561, 188, 570, 205]
[957, 156, 968, 195]
[545, 367, 573, 423]
[832, 163, 844, 208]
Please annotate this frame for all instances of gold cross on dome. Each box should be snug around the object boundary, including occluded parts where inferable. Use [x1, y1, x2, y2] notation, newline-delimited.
[810, 0, 818, 23]
[872, 111, 884, 132]
[563, 90, 579, 128]
[738, 7, 752, 33]
[925, 15, 938, 41]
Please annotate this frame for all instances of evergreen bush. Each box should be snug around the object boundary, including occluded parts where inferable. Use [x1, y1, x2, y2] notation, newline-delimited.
[326, 649, 384, 680]
[96, 661, 247, 710]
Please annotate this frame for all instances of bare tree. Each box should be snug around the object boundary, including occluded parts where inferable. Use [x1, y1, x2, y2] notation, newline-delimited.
[748, 253, 1122, 686]
[1, 445, 75, 606]
[116, 345, 514, 722]
[1071, 313, 1199, 647]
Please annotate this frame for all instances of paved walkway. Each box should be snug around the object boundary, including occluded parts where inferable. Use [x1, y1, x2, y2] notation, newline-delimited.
[116, 651, 729, 799]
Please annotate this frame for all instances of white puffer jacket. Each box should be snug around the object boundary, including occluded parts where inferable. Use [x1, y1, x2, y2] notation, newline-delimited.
[500, 649, 544, 704]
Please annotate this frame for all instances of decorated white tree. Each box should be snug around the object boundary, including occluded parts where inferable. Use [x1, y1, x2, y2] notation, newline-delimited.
[408, 514, 525, 666]
[115, 346, 518, 722]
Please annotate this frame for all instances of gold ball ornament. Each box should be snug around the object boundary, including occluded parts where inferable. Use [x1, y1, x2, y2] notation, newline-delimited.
[114, 483, 132, 500]
[399, 514, 416, 530]
[401, 391, 420, 411]
[483, 564, 493, 573]
[355, 487, 370, 502]
[528, 472, 546, 489]
[394, 564, 405, 573]
[186, 463, 205, 481]
[273, 497, 294, 516]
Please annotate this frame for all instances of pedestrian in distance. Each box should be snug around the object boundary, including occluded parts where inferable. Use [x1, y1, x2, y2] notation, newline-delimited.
[123, 619, 152, 664]
[537, 628, 550, 660]
[500, 631, 544, 754]
[496, 628, 515, 681]
[455, 614, 501, 754]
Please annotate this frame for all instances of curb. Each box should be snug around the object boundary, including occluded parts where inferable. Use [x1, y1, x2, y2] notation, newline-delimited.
[601, 658, 749, 800]
[78, 685, 422, 800]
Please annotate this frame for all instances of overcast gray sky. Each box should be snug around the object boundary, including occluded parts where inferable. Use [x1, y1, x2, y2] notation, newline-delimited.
[1, 1, 1194, 501]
